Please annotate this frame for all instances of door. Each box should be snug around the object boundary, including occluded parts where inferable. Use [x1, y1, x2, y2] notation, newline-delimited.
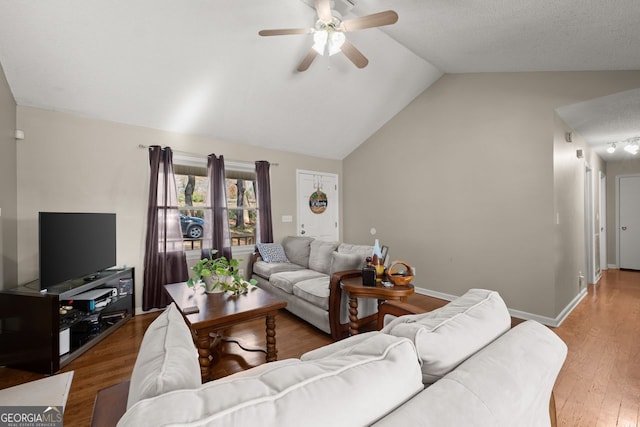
[296, 170, 339, 241]
[619, 175, 640, 270]
[599, 173, 607, 272]
[584, 165, 596, 284]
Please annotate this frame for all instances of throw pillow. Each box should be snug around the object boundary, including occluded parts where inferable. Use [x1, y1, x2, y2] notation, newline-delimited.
[281, 236, 313, 267]
[337, 243, 374, 261]
[308, 240, 340, 275]
[257, 243, 289, 263]
[329, 252, 365, 277]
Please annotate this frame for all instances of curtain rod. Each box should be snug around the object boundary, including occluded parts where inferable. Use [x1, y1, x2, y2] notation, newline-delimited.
[137, 144, 279, 167]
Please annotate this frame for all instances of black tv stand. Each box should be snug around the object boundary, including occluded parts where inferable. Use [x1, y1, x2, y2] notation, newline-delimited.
[84, 273, 101, 282]
[0, 267, 135, 374]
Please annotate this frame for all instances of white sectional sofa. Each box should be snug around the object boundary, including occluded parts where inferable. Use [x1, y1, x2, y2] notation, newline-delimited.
[92, 289, 567, 427]
[250, 236, 381, 339]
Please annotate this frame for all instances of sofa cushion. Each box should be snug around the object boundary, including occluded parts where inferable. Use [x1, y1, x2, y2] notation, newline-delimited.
[253, 260, 304, 280]
[308, 240, 339, 274]
[337, 243, 374, 263]
[256, 243, 289, 263]
[372, 321, 568, 427]
[301, 331, 381, 361]
[281, 236, 314, 267]
[126, 303, 201, 409]
[118, 334, 423, 427]
[293, 276, 330, 310]
[329, 251, 365, 277]
[382, 289, 510, 384]
[270, 269, 326, 294]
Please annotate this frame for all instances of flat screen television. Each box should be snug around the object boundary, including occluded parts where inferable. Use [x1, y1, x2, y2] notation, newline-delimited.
[39, 212, 116, 289]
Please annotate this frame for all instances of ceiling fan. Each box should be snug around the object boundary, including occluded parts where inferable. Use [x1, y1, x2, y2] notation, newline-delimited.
[258, 0, 398, 72]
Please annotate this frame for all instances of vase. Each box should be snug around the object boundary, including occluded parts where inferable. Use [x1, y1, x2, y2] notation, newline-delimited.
[203, 275, 225, 293]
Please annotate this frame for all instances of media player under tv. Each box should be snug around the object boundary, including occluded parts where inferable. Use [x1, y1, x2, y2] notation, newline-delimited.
[61, 288, 113, 312]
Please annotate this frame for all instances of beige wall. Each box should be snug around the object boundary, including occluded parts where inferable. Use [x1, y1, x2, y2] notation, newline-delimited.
[553, 114, 605, 315]
[605, 159, 640, 267]
[0, 63, 17, 290]
[9, 70, 640, 319]
[343, 71, 640, 320]
[16, 107, 341, 311]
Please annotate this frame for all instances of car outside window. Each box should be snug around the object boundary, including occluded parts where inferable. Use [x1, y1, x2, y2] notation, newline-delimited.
[174, 159, 257, 254]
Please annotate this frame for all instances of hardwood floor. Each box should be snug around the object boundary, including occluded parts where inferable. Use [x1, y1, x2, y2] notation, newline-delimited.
[553, 269, 640, 427]
[1, 269, 638, 426]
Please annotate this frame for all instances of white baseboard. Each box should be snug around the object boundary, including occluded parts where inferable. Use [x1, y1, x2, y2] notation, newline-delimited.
[414, 286, 588, 328]
[608, 264, 618, 270]
[414, 286, 458, 302]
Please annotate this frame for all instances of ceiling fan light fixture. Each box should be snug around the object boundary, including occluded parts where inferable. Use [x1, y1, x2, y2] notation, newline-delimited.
[312, 30, 328, 54]
[328, 31, 345, 56]
[607, 143, 616, 154]
[258, 0, 398, 71]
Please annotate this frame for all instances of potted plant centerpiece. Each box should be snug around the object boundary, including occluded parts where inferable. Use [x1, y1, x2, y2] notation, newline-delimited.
[187, 250, 257, 295]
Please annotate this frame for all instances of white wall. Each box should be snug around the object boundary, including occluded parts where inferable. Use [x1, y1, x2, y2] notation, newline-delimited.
[16, 107, 341, 311]
[343, 71, 640, 320]
[0, 63, 17, 290]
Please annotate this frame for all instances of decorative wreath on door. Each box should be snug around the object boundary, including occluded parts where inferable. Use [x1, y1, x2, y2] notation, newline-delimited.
[309, 190, 328, 214]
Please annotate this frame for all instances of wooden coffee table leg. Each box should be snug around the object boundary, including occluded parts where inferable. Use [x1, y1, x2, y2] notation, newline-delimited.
[195, 332, 212, 382]
[265, 312, 278, 362]
[348, 295, 359, 335]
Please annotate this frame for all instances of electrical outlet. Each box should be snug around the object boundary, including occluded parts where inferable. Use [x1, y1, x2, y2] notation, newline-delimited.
[411, 267, 416, 276]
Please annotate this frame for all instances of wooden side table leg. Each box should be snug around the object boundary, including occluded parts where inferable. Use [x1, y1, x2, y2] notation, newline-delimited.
[195, 332, 212, 382]
[348, 295, 359, 335]
[265, 313, 278, 362]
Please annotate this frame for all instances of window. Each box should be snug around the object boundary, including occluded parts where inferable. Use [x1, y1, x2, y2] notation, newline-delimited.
[174, 157, 257, 253]
[225, 169, 258, 247]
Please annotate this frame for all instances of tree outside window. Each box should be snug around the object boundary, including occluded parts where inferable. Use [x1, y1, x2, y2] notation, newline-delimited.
[174, 163, 257, 252]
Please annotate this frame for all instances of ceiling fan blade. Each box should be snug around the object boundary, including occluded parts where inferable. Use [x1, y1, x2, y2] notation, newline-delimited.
[259, 28, 313, 36]
[341, 41, 368, 69]
[340, 10, 399, 32]
[314, 0, 332, 22]
[297, 49, 319, 72]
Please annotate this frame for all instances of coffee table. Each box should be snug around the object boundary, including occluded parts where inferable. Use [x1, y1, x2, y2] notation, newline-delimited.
[341, 276, 414, 336]
[164, 283, 287, 382]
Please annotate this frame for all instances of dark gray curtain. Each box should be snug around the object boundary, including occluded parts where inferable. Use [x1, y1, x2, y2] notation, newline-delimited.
[143, 146, 188, 310]
[255, 161, 274, 243]
[201, 154, 232, 261]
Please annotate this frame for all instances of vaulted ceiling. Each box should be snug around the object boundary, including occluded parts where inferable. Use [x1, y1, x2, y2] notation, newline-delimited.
[0, 0, 639, 160]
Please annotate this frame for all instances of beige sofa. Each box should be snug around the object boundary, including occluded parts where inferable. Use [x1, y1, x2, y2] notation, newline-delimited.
[92, 289, 567, 427]
[249, 236, 381, 339]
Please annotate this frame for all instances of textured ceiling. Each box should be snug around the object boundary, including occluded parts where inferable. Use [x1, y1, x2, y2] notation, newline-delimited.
[557, 89, 640, 162]
[0, 0, 638, 160]
[361, 0, 640, 73]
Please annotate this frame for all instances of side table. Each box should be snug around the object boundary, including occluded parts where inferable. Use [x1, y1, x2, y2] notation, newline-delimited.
[341, 276, 414, 335]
